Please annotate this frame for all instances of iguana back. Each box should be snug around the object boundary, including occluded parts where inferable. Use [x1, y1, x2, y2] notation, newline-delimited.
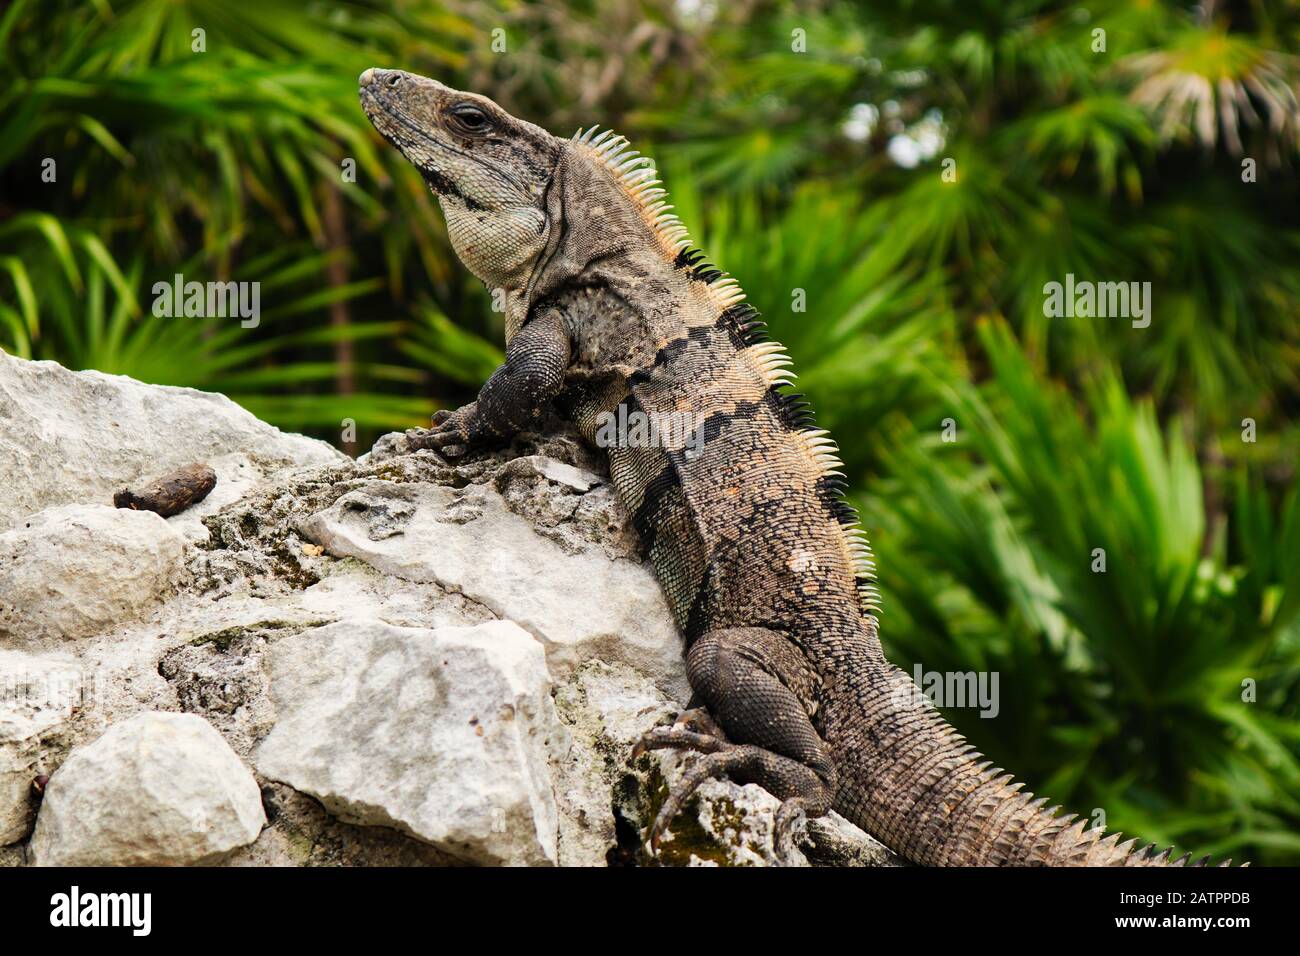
[360, 68, 1227, 866]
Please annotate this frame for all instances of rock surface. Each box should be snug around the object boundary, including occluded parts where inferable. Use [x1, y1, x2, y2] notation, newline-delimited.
[0, 649, 87, 844]
[0, 350, 344, 532]
[0, 504, 186, 643]
[297, 479, 686, 700]
[255, 618, 559, 866]
[30, 711, 264, 866]
[0, 353, 899, 867]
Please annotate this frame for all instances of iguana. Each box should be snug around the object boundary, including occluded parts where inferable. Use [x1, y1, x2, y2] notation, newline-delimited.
[359, 67, 1229, 867]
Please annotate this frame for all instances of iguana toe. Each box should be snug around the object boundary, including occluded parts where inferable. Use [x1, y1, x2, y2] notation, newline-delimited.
[632, 725, 729, 760]
[646, 744, 822, 863]
[671, 706, 727, 739]
[773, 797, 813, 866]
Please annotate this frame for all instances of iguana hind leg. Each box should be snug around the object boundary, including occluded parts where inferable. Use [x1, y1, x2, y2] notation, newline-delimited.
[637, 626, 836, 863]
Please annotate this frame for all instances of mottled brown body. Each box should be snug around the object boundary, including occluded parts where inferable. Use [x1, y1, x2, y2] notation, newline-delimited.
[544, 229, 1185, 867]
[360, 68, 1228, 866]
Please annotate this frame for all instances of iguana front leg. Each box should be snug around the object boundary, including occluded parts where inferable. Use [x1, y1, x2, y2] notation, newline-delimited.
[409, 309, 571, 458]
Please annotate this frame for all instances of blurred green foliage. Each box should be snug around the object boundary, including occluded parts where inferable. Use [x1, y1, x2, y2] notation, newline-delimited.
[2, 0, 1298, 862]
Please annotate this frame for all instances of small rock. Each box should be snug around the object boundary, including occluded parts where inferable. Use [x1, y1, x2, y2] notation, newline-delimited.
[30, 711, 265, 866]
[255, 618, 560, 866]
[502, 455, 603, 492]
[113, 462, 217, 518]
[0, 504, 186, 643]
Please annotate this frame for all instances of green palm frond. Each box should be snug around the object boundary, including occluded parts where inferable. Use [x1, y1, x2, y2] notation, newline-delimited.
[1, 0, 1297, 861]
[1008, 95, 1155, 197]
[874, 321, 1300, 862]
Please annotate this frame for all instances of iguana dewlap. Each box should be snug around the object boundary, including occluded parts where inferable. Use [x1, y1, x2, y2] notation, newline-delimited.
[359, 67, 1227, 867]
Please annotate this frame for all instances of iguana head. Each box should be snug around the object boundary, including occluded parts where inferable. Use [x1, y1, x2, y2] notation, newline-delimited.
[362, 69, 697, 343]
[359, 68, 562, 293]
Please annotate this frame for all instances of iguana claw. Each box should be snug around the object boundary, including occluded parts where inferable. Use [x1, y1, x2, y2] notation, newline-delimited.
[643, 745, 816, 863]
[633, 725, 729, 760]
[406, 405, 481, 459]
[671, 706, 726, 738]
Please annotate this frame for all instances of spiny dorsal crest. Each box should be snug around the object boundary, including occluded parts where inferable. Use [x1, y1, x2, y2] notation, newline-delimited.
[572, 123, 882, 621]
[572, 127, 750, 308]
[573, 125, 691, 258]
[996, 784, 1240, 866]
[748, 340, 798, 389]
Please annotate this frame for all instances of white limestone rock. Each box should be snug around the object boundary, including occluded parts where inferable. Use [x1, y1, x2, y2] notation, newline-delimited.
[30, 711, 265, 865]
[0, 649, 87, 844]
[0, 504, 186, 643]
[0, 350, 344, 532]
[296, 480, 687, 700]
[255, 618, 560, 866]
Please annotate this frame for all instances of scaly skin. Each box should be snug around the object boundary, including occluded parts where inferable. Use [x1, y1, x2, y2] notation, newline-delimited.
[359, 68, 1231, 867]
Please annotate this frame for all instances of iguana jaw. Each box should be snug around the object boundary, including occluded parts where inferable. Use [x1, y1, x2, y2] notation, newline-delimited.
[359, 68, 560, 292]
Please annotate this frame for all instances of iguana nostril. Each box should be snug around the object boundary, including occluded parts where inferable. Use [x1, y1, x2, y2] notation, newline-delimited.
[387, 74, 401, 88]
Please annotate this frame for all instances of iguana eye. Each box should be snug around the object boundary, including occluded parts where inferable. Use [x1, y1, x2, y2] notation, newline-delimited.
[449, 103, 490, 133]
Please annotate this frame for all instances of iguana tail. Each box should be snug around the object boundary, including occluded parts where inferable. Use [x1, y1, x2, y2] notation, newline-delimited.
[827, 660, 1238, 866]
